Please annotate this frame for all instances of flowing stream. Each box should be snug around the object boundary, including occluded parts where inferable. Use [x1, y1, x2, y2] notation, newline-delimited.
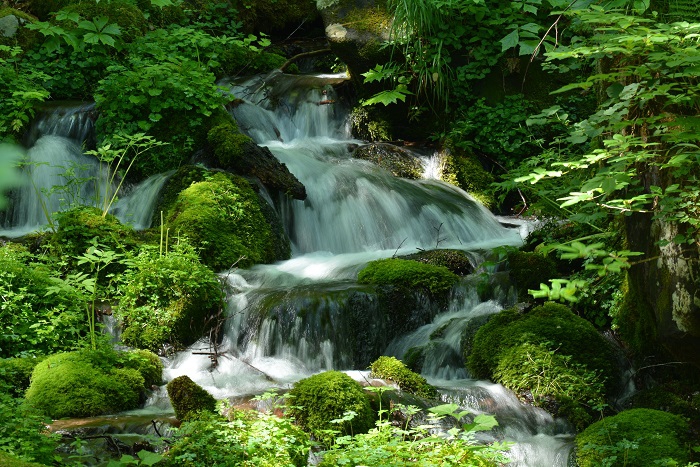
[4, 74, 575, 465]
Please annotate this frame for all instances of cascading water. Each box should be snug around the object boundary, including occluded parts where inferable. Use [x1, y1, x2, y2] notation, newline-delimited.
[0, 106, 172, 236]
[161, 71, 575, 465]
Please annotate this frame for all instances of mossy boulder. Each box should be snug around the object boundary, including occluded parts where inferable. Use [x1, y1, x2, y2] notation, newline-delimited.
[0, 8, 39, 49]
[25, 348, 155, 418]
[0, 244, 87, 358]
[369, 356, 437, 399]
[165, 171, 287, 270]
[166, 375, 217, 421]
[467, 302, 617, 429]
[402, 249, 474, 275]
[440, 151, 496, 209]
[287, 371, 375, 445]
[575, 408, 691, 466]
[117, 243, 224, 354]
[353, 143, 424, 179]
[358, 258, 459, 297]
[507, 249, 559, 300]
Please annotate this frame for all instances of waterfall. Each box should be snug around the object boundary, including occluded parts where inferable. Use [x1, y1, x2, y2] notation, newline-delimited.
[0, 106, 171, 236]
[158, 71, 574, 465]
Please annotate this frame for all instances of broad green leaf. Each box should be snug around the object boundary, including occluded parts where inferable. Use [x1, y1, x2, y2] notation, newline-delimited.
[500, 29, 519, 52]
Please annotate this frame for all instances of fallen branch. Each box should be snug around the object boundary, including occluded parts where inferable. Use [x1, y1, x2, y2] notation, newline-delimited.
[279, 48, 332, 72]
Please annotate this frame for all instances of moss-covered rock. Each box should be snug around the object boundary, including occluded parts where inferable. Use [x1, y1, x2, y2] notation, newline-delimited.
[164, 171, 286, 269]
[117, 242, 224, 354]
[0, 8, 39, 50]
[166, 375, 217, 421]
[287, 370, 375, 445]
[467, 302, 617, 429]
[369, 356, 437, 399]
[349, 106, 393, 141]
[116, 349, 163, 388]
[25, 348, 154, 418]
[358, 258, 459, 297]
[440, 151, 496, 209]
[507, 249, 559, 300]
[402, 249, 474, 275]
[575, 409, 691, 466]
[353, 143, 423, 179]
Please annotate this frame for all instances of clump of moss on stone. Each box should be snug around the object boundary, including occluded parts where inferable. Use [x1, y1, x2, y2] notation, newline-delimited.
[25, 348, 154, 418]
[358, 258, 459, 297]
[287, 370, 375, 446]
[350, 106, 393, 141]
[507, 249, 559, 300]
[467, 302, 617, 429]
[575, 409, 691, 466]
[165, 172, 281, 270]
[166, 375, 217, 421]
[207, 121, 253, 167]
[402, 249, 474, 275]
[117, 242, 224, 354]
[116, 348, 163, 388]
[440, 151, 495, 209]
[370, 356, 437, 399]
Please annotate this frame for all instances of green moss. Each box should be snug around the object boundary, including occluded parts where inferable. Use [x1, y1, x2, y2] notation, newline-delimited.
[0, 356, 46, 397]
[576, 409, 691, 466]
[117, 242, 224, 353]
[165, 172, 280, 270]
[441, 152, 496, 209]
[616, 273, 658, 355]
[116, 349, 163, 388]
[207, 121, 253, 167]
[507, 250, 559, 300]
[166, 375, 217, 420]
[358, 258, 459, 297]
[287, 371, 375, 446]
[350, 106, 393, 141]
[467, 302, 617, 428]
[25, 348, 152, 418]
[369, 356, 437, 399]
[0, 452, 46, 467]
[402, 249, 473, 275]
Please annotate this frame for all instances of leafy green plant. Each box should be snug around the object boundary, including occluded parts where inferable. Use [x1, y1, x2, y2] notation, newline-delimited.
[320, 391, 509, 466]
[0, 392, 58, 464]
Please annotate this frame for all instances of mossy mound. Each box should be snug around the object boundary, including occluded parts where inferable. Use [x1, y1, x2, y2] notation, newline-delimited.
[629, 381, 700, 430]
[117, 243, 224, 354]
[402, 249, 474, 275]
[575, 409, 691, 466]
[440, 152, 495, 209]
[369, 356, 437, 399]
[287, 371, 375, 445]
[166, 375, 217, 421]
[165, 172, 284, 270]
[207, 120, 254, 168]
[358, 258, 459, 297]
[0, 452, 46, 467]
[51, 205, 137, 270]
[507, 249, 559, 300]
[0, 356, 45, 397]
[25, 348, 154, 418]
[164, 409, 309, 467]
[353, 143, 423, 179]
[115, 348, 163, 388]
[0, 244, 87, 358]
[467, 302, 617, 429]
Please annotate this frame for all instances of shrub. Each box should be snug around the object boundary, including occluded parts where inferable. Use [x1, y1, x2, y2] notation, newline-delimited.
[163, 409, 309, 466]
[164, 172, 280, 270]
[0, 393, 57, 465]
[24, 348, 152, 418]
[0, 357, 45, 397]
[166, 375, 217, 421]
[0, 245, 86, 358]
[576, 409, 691, 466]
[369, 356, 437, 399]
[287, 371, 375, 446]
[117, 242, 223, 353]
[358, 258, 459, 297]
[467, 302, 616, 428]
